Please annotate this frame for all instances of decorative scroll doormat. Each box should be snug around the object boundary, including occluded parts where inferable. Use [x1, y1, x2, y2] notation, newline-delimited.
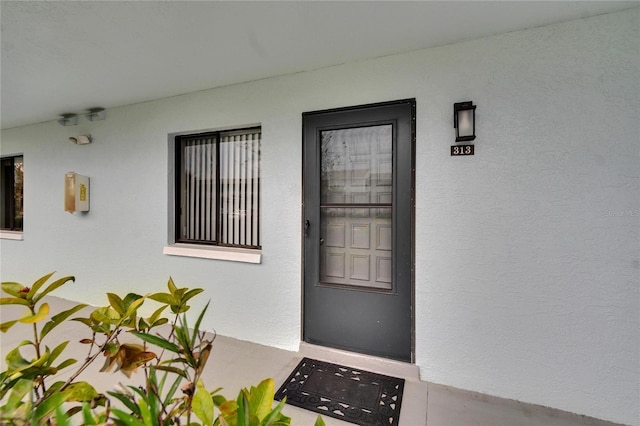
[275, 357, 404, 426]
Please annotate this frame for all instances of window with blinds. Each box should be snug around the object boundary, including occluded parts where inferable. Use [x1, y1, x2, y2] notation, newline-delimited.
[176, 128, 261, 249]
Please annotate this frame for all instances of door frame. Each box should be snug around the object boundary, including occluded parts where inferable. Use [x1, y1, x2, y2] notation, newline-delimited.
[301, 99, 416, 362]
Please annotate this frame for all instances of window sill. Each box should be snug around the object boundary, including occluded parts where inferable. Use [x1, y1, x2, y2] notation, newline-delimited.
[163, 244, 261, 264]
[0, 231, 23, 240]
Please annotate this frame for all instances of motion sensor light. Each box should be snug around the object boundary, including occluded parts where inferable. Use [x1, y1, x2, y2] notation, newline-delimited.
[69, 135, 92, 145]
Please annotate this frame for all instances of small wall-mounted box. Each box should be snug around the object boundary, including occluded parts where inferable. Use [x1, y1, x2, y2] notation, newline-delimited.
[65, 172, 90, 213]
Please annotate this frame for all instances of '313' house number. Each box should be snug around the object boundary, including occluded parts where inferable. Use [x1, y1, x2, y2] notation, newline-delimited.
[451, 144, 474, 156]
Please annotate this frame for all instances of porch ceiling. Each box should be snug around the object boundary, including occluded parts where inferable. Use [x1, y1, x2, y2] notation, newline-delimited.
[1, 1, 636, 130]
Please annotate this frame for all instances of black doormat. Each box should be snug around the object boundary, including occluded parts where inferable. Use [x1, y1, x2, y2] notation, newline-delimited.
[275, 357, 404, 426]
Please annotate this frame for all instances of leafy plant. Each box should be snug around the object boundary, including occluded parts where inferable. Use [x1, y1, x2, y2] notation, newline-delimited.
[211, 378, 290, 426]
[0, 272, 91, 423]
[0, 273, 318, 425]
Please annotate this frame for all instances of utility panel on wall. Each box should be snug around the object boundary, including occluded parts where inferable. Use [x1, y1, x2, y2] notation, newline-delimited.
[64, 172, 89, 213]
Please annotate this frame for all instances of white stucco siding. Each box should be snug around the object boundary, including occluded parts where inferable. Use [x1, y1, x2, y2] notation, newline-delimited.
[1, 9, 638, 425]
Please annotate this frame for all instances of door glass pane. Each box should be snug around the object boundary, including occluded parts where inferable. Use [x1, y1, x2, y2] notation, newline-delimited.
[320, 125, 393, 291]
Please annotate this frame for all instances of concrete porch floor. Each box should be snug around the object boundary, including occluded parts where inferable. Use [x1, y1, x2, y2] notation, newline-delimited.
[0, 296, 624, 426]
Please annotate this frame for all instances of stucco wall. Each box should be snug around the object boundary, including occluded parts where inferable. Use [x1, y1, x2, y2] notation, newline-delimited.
[2, 9, 638, 425]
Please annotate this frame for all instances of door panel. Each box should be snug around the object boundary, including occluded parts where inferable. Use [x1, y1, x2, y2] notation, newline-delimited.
[303, 100, 415, 362]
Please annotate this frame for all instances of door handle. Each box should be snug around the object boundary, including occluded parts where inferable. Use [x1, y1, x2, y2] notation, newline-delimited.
[304, 219, 310, 237]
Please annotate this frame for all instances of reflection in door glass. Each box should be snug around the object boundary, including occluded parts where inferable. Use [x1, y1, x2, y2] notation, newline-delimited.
[319, 125, 393, 291]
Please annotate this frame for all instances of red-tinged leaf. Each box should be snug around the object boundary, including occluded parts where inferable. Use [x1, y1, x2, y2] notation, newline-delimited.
[99, 350, 122, 373]
[1, 282, 25, 298]
[119, 352, 155, 378]
[195, 343, 212, 377]
[101, 343, 155, 377]
[128, 350, 156, 366]
[79, 338, 94, 344]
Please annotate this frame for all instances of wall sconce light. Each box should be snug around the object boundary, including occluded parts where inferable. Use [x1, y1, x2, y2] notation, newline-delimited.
[57, 113, 78, 127]
[84, 108, 106, 121]
[454, 101, 476, 142]
[69, 134, 92, 145]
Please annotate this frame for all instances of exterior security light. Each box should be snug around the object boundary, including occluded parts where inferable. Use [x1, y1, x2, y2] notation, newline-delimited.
[69, 134, 92, 145]
[454, 101, 476, 142]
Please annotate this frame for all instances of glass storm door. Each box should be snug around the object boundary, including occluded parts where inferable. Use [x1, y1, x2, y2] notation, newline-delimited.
[303, 100, 414, 362]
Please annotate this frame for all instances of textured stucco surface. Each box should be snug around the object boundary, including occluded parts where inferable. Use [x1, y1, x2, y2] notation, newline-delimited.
[1, 9, 638, 425]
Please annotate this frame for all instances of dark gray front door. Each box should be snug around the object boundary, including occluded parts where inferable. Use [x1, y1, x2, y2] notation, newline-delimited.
[303, 100, 415, 362]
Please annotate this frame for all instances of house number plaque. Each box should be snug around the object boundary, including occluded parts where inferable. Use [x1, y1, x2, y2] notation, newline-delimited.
[451, 144, 474, 156]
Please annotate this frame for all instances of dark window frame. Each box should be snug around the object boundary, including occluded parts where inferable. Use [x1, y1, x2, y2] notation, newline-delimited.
[174, 127, 261, 250]
[1, 155, 24, 232]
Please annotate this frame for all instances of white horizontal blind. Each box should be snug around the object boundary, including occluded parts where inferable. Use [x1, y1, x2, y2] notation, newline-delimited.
[219, 129, 261, 248]
[180, 136, 216, 242]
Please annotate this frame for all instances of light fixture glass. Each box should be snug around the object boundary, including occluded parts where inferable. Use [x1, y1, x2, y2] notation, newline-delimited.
[57, 113, 78, 126]
[85, 107, 106, 121]
[454, 101, 476, 142]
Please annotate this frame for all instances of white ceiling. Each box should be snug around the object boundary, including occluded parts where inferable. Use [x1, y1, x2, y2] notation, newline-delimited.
[1, 1, 637, 129]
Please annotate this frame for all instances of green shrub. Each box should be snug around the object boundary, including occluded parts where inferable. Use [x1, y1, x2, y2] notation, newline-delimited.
[0, 272, 322, 426]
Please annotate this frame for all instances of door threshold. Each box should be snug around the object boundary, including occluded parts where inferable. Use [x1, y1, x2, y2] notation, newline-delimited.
[298, 342, 420, 381]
